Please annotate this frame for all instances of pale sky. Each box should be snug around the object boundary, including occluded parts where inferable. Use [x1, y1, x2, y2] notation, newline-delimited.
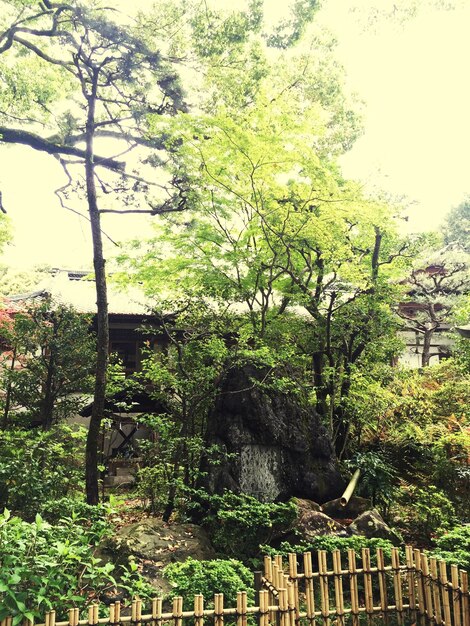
[0, 0, 469, 269]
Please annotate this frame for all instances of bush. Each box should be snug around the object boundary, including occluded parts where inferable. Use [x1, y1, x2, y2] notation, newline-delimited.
[428, 525, 470, 571]
[199, 491, 297, 561]
[0, 425, 86, 519]
[163, 558, 254, 610]
[261, 536, 398, 567]
[0, 509, 153, 623]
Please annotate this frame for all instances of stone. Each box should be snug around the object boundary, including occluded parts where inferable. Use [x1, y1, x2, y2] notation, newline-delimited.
[290, 509, 348, 539]
[203, 365, 344, 503]
[103, 518, 217, 595]
[320, 496, 372, 519]
[349, 509, 402, 543]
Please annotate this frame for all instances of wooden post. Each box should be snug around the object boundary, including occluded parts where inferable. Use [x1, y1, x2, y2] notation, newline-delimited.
[318, 550, 330, 619]
[69, 607, 79, 626]
[214, 593, 224, 626]
[391, 548, 403, 613]
[348, 548, 359, 618]
[287, 582, 296, 626]
[279, 588, 288, 626]
[461, 570, 469, 626]
[438, 560, 452, 626]
[430, 558, 443, 625]
[259, 590, 269, 626]
[132, 598, 142, 626]
[264, 556, 273, 583]
[114, 601, 121, 625]
[333, 550, 345, 620]
[451, 565, 461, 626]
[194, 594, 204, 626]
[237, 591, 248, 626]
[405, 546, 416, 610]
[152, 597, 162, 626]
[421, 554, 433, 618]
[288, 553, 299, 618]
[413, 550, 426, 616]
[173, 596, 183, 626]
[362, 548, 374, 615]
[376, 548, 388, 613]
[304, 552, 316, 626]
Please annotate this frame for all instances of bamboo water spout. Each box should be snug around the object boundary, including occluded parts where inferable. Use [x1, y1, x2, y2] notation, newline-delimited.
[340, 468, 360, 507]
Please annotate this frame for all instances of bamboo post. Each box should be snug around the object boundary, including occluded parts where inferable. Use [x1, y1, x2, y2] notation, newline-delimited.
[272, 564, 280, 591]
[173, 596, 183, 626]
[132, 598, 142, 626]
[348, 548, 359, 618]
[264, 556, 273, 584]
[303, 552, 316, 626]
[421, 554, 434, 618]
[214, 594, 224, 626]
[438, 560, 452, 626]
[69, 608, 79, 626]
[362, 548, 374, 615]
[451, 565, 461, 626]
[274, 555, 284, 575]
[152, 598, 162, 626]
[333, 550, 345, 619]
[287, 582, 296, 626]
[461, 570, 469, 626]
[391, 548, 403, 613]
[405, 546, 416, 610]
[278, 588, 288, 626]
[430, 558, 443, 625]
[237, 591, 248, 626]
[194, 594, 204, 626]
[45, 613, 56, 626]
[114, 601, 122, 625]
[318, 550, 330, 619]
[288, 553, 300, 618]
[259, 590, 269, 626]
[376, 547, 388, 613]
[413, 550, 426, 616]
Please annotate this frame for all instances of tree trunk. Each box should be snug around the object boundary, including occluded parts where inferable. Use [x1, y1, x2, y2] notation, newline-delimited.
[85, 71, 109, 505]
[421, 328, 434, 367]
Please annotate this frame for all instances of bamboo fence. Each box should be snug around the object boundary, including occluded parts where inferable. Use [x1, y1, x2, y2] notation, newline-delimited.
[1, 547, 468, 626]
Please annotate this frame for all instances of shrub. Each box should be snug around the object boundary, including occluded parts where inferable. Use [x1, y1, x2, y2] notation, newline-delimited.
[200, 491, 297, 561]
[0, 509, 153, 623]
[163, 558, 254, 610]
[428, 525, 470, 571]
[0, 425, 86, 519]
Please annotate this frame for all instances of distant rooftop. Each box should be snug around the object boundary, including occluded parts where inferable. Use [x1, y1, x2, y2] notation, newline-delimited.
[7, 268, 153, 316]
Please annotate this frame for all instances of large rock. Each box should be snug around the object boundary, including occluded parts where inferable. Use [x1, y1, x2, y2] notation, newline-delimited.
[203, 365, 344, 503]
[290, 499, 348, 538]
[349, 510, 402, 543]
[104, 518, 216, 595]
[320, 496, 372, 520]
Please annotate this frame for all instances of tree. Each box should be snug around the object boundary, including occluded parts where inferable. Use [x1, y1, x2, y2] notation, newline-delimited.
[443, 198, 470, 253]
[0, 0, 188, 502]
[0, 297, 95, 429]
[397, 244, 470, 367]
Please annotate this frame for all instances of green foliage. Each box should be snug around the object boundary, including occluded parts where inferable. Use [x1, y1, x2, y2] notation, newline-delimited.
[163, 558, 254, 610]
[345, 451, 398, 514]
[428, 525, 470, 571]
[399, 486, 457, 542]
[0, 298, 95, 428]
[0, 425, 86, 519]
[0, 509, 153, 623]
[261, 536, 398, 565]
[200, 491, 297, 561]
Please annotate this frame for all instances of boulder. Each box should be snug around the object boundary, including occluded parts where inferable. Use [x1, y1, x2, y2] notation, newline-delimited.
[349, 509, 402, 543]
[203, 365, 344, 503]
[292, 509, 348, 539]
[320, 496, 372, 520]
[104, 518, 216, 595]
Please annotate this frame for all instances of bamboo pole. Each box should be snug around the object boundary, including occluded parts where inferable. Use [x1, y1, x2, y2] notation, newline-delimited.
[421, 554, 434, 618]
[287, 582, 296, 626]
[391, 548, 403, 613]
[303, 552, 316, 626]
[68, 608, 78, 626]
[264, 556, 273, 583]
[405, 546, 416, 610]
[114, 602, 121, 625]
[376, 547, 388, 613]
[214, 594, 224, 626]
[194, 594, 204, 626]
[461, 570, 469, 626]
[152, 598, 162, 626]
[414, 549, 426, 616]
[430, 558, 443, 625]
[333, 550, 345, 619]
[318, 550, 330, 619]
[288, 553, 299, 618]
[348, 548, 359, 618]
[236, 591, 247, 626]
[45, 612, 55, 626]
[439, 560, 452, 626]
[362, 548, 374, 615]
[278, 588, 288, 626]
[132, 598, 142, 626]
[173, 596, 183, 626]
[259, 590, 269, 626]
[451, 565, 461, 626]
[274, 555, 283, 575]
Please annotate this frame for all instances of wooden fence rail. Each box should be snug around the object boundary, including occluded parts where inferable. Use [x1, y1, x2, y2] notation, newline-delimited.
[2, 547, 468, 626]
